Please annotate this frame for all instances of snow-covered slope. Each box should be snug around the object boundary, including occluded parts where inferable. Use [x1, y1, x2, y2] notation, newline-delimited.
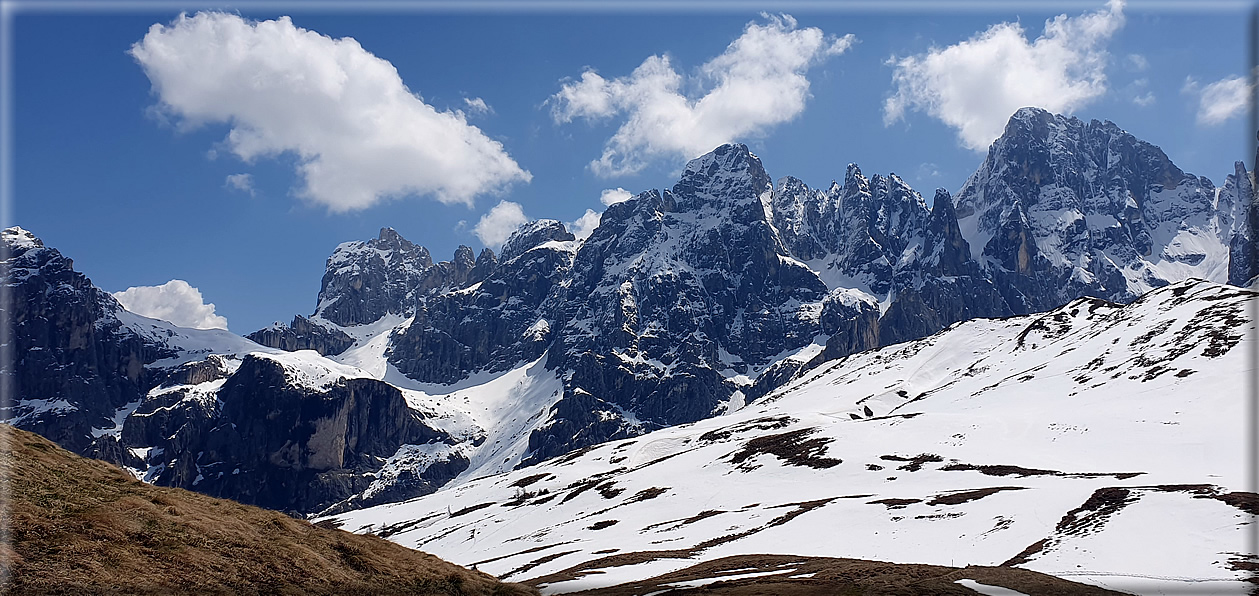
[324, 279, 1256, 595]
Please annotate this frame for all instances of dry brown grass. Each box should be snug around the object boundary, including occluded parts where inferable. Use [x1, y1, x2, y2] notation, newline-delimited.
[0, 425, 536, 596]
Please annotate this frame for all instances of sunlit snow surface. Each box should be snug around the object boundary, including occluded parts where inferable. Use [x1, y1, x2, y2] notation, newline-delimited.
[324, 280, 1256, 594]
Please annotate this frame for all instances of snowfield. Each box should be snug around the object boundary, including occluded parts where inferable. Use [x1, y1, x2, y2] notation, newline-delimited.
[322, 279, 1256, 594]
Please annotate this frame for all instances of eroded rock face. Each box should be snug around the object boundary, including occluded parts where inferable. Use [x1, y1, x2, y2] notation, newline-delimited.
[388, 224, 575, 384]
[526, 145, 844, 464]
[954, 107, 1240, 312]
[0, 227, 165, 453]
[127, 354, 458, 514]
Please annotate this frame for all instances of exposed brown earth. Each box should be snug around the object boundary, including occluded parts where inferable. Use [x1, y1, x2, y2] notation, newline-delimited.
[0, 425, 536, 596]
[546, 553, 1127, 595]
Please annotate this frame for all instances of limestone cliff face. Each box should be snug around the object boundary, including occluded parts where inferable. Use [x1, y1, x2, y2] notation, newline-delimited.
[131, 354, 457, 515]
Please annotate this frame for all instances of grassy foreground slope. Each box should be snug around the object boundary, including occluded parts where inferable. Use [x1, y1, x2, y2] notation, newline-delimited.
[0, 424, 536, 596]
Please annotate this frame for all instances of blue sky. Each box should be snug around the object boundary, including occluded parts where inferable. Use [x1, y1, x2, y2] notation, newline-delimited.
[5, 1, 1254, 333]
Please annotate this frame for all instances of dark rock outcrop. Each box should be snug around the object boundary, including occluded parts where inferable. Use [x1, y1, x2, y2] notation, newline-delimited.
[124, 353, 460, 514]
[387, 221, 576, 384]
[246, 315, 355, 356]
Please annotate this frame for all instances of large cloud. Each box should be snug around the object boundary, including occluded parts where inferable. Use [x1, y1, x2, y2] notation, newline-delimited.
[884, 0, 1125, 151]
[130, 12, 530, 212]
[113, 280, 229, 330]
[551, 14, 855, 177]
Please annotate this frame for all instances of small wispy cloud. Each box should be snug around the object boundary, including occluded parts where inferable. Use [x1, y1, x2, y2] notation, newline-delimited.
[224, 173, 255, 196]
[1184, 74, 1252, 126]
[463, 97, 492, 116]
[599, 187, 634, 206]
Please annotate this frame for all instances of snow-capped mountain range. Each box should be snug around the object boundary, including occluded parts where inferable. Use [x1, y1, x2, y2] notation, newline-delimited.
[323, 278, 1256, 594]
[3, 105, 1254, 551]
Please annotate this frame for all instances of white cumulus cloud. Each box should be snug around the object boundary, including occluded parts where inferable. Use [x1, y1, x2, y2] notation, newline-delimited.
[551, 14, 855, 177]
[599, 187, 634, 206]
[884, 0, 1125, 151]
[130, 12, 530, 212]
[113, 280, 229, 330]
[568, 209, 602, 240]
[1185, 75, 1252, 126]
[474, 200, 529, 248]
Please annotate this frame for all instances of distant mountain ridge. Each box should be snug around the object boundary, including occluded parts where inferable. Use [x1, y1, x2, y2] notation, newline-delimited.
[3, 107, 1254, 517]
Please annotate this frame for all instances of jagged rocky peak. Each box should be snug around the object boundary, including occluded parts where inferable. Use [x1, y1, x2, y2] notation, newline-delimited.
[2, 226, 43, 251]
[309, 226, 503, 328]
[962, 106, 1190, 218]
[842, 162, 865, 190]
[921, 188, 973, 275]
[499, 219, 576, 263]
[522, 145, 844, 464]
[314, 227, 436, 326]
[671, 143, 771, 212]
[954, 106, 1237, 311]
[771, 176, 828, 261]
[374, 226, 432, 264]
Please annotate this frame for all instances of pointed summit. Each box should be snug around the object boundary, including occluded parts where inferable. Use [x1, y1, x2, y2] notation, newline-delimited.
[500, 220, 575, 263]
[2, 226, 42, 251]
[671, 144, 771, 211]
[956, 108, 1226, 312]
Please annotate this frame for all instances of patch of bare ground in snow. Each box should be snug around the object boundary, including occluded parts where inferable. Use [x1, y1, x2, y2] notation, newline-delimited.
[1002, 484, 1259, 572]
[543, 554, 1126, 595]
[727, 428, 841, 470]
